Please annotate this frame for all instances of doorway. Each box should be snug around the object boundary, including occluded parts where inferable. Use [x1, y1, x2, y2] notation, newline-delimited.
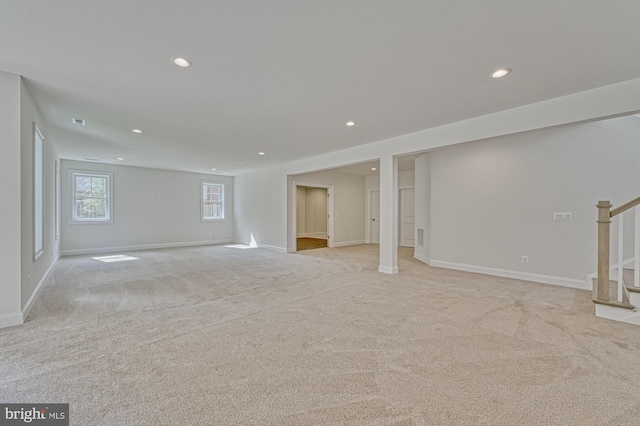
[370, 190, 380, 244]
[295, 185, 331, 251]
[399, 187, 415, 247]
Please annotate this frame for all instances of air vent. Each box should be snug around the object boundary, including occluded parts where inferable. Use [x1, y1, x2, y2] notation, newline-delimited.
[72, 118, 86, 126]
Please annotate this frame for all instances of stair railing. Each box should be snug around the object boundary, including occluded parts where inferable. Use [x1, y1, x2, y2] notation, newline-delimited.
[597, 196, 640, 303]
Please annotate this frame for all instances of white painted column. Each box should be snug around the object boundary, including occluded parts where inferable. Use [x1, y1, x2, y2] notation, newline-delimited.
[0, 71, 23, 328]
[378, 154, 398, 274]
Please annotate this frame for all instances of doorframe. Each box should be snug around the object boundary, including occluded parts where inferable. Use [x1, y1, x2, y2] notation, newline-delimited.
[367, 189, 380, 244]
[292, 182, 335, 251]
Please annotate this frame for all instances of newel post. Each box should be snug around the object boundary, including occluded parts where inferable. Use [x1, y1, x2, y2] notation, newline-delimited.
[597, 201, 612, 301]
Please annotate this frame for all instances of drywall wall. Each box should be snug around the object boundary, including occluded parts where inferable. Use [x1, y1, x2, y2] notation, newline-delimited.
[296, 186, 306, 236]
[233, 78, 640, 257]
[0, 71, 22, 328]
[416, 116, 640, 286]
[61, 161, 234, 254]
[288, 170, 366, 249]
[20, 78, 60, 314]
[414, 153, 431, 262]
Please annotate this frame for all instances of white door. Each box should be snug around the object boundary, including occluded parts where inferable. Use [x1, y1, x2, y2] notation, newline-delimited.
[370, 190, 380, 244]
[400, 188, 415, 247]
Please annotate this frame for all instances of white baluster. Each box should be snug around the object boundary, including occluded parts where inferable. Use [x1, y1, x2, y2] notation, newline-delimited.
[635, 207, 640, 288]
[618, 214, 624, 302]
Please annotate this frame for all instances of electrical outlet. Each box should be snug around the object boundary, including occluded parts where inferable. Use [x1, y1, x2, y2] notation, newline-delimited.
[521, 256, 528, 264]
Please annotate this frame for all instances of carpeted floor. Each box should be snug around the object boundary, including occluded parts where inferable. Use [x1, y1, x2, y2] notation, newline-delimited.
[2, 244, 640, 425]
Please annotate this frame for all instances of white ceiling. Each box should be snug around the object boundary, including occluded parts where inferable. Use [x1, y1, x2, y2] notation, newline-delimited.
[2, 1, 640, 176]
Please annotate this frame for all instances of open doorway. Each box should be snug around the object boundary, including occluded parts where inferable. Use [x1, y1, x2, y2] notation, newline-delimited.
[295, 184, 333, 251]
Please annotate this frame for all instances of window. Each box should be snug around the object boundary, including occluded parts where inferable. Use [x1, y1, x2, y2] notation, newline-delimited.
[34, 125, 44, 259]
[202, 182, 224, 220]
[70, 171, 113, 223]
[55, 160, 60, 240]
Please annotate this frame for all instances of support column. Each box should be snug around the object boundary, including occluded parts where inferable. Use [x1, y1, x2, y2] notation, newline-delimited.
[379, 154, 398, 274]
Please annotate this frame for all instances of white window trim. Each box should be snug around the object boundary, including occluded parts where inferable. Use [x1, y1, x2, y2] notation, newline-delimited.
[201, 181, 225, 221]
[69, 170, 114, 224]
[34, 124, 44, 260]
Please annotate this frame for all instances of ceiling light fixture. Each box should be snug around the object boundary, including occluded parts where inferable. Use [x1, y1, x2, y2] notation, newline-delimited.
[211, 168, 217, 171]
[117, 157, 124, 161]
[346, 121, 356, 126]
[258, 152, 266, 156]
[172, 57, 192, 67]
[131, 129, 142, 134]
[371, 167, 377, 171]
[492, 68, 511, 78]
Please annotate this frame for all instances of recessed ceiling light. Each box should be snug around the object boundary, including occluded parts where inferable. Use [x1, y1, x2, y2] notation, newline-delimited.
[117, 157, 124, 161]
[131, 129, 142, 134]
[371, 167, 377, 171]
[492, 68, 511, 78]
[172, 57, 192, 67]
[84, 157, 99, 161]
[258, 152, 266, 156]
[211, 168, 217, 171]
[346, 121, 356, 126]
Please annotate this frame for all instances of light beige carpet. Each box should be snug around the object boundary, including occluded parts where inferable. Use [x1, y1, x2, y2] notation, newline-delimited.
[2, 244, 640, 425]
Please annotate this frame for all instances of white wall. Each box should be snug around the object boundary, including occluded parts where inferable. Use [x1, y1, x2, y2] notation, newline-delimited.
[415, 116, 640, 287]
[0, 71, 22, 328]
[296, 186, 306, 236]
[234, 78, 640, 257]
[20, 79, 61, 315]
[61, 161, 234, 254]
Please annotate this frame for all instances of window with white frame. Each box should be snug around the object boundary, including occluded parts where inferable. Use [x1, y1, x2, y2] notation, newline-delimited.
[34, 125, 44, 259]
[70, 171, 113, 223]
[202, 182, 224, 220]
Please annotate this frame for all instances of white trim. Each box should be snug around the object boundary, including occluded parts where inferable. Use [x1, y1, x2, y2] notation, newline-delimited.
[414, 252, 432, 265]
[68, 170, 114, 224]
[61, 239, 234, 256]
[0, 312, 23, 329]
[429, 259, 590, 290]
[378, 265, 399, 274]
[332, 240, 365, 247]
[595, 304, 640, 325]
[23, 254, 61, 322]
[257, 244, 287, 253]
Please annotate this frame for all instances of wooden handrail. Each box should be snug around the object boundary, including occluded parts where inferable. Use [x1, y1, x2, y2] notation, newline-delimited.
[611, 195, 640, 217]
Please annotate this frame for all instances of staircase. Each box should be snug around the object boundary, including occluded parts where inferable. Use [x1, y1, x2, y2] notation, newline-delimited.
[593, 197, 640, 324]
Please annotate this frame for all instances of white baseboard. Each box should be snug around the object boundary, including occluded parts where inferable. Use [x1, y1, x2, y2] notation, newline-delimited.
[595, 304, 640, 325]
[61, 240, 234, 256]
[258, 244, 287, 253]
[378, 265, 399, 274]
[22, 254, 61, 322]
[414, 252, 432, 266]
[0, 311, 23, 329]
[332, 240, 365, 248]
[428, 259, 590, 290]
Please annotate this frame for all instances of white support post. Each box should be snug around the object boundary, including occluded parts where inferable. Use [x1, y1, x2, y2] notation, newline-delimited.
[618, 215, 624, 302]
[378, 154, 398, 274]
[635, 207, 640, 288]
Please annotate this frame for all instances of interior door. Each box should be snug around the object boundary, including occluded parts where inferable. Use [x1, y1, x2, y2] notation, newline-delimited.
[371, 190, 380, 244]
[400, 188, 415, 247]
